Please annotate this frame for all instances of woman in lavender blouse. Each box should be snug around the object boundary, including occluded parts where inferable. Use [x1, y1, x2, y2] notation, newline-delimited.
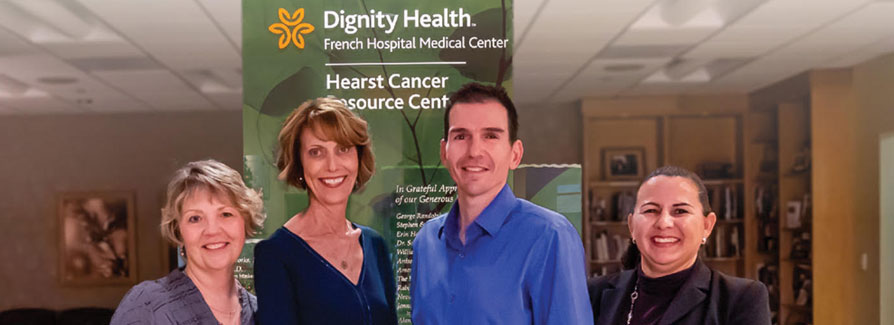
[112, 160, 266, 325]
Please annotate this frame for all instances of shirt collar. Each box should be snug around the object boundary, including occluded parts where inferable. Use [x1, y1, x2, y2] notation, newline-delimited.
[440, 184, 517, 241]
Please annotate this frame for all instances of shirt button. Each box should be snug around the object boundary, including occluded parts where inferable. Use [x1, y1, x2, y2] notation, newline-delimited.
[459, 253, 465, 258]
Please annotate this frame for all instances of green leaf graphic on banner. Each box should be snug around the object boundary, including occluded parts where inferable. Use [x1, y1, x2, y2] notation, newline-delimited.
[259, 67, 323, 116]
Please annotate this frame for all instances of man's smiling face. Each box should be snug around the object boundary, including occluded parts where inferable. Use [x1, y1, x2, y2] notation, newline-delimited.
[441, 100, 522, 201]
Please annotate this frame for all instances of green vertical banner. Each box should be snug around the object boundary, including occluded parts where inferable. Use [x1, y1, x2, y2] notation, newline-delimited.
[242, 0, 512, 322]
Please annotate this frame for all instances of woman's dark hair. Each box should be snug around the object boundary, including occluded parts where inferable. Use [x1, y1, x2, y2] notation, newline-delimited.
[620, 165, 713, 270]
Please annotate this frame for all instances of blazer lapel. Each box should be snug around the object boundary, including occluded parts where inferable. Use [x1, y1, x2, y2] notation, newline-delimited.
[658, 261, 711, 325]
[597, 270, 636, 325]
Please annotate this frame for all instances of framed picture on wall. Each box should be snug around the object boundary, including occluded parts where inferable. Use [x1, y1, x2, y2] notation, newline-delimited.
[603, 147, 646, 180]
[58, 191, 137, 285]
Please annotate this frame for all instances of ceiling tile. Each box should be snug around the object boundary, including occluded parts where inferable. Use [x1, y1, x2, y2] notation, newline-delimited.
[0, 26, 37, 56]
[204, 92, 242, 110]
[736, 0, 873, 29]
[76, 0, 241, 70]
[684, 26, 811, 58]
[0, 53, 144, 110]
[1, 93, 82, 114]
[42, 39, 144, 60]
[196, 0, 241, 50]
[821, 35, 894, 68]
[92, 69, 216, 111]
[621, 83, 697, 96]
[599, 44, 690, 59]
[613, 26, 717, 46]
[513, 0, 545, 43]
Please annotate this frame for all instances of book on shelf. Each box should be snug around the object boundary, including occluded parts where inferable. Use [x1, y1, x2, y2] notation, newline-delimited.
[730, 226, 740, 257]
[792, 264, 812, 306]
[592, 232, 630, 262]
[790, 232, 811, 260]
[593, 231, 609, 262]
[800, 193, 811, 224]
[606, 232, 618, 260]
[724, 186, 737, 219]
[715, 227, 724, 257]
[704, 225, 740, 258]
[755, 184, 780, 253]
[708, 185, 739, 220]
[785, 200, 802, 229]
[613, 234, 630, 261]
[756, 262, 780, 307]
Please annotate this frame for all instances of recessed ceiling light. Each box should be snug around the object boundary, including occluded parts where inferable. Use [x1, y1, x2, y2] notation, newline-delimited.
[38, 76, 78, 85]
[604, 64, 645, 72]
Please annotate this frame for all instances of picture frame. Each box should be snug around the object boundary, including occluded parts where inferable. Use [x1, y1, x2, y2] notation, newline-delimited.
[58, 191, 137, 286]
[603, 147, 645, 180]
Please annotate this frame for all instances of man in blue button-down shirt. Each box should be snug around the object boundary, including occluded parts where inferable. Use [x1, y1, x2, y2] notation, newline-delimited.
[411, 83, 593, 324]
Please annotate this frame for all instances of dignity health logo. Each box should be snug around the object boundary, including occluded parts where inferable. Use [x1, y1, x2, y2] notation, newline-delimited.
[268, 8, 315, 49]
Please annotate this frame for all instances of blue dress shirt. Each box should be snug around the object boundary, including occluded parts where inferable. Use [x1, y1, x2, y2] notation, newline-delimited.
[411, 184, 594, 324]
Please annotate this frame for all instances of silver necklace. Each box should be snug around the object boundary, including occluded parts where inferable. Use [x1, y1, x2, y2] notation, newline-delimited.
[626, 284, 639, 325]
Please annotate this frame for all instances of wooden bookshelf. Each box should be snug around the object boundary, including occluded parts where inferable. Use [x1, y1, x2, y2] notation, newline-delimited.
[744, 98, 814, 325]
[745, 106, 782, 324]
[776, 100, 813, 325]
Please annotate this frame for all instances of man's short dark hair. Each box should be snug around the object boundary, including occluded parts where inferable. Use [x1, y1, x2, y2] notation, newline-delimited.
[443, 82, 519, 142]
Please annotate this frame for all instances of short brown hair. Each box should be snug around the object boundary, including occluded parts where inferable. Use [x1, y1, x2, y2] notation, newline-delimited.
[444, 82, 519, 142]
[276, 97, 375, 192]
[160, 159, 265, 246]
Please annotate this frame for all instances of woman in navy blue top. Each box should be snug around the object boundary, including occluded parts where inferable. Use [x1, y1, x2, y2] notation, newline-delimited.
[254, 225, 396, 324]
[254, 98, 396, 324]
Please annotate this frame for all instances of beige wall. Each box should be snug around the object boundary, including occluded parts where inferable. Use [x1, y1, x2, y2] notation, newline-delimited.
[880, 133, 894, 325]
[0, 110, 241, 310]
[850, 53, 894, 325]
[810, 53, 894, 324]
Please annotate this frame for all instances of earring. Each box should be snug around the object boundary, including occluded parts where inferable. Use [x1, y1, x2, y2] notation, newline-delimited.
[631, 238, 636, 245]
[701, 237, 707, 245]
[179, 246, 186, 257]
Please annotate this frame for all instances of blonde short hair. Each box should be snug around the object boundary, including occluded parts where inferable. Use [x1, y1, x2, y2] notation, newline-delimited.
[160, 159, 265, 246]
[276, 97, 375, 192]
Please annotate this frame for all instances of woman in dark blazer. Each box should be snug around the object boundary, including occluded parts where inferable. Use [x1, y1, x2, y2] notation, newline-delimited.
[588, 166, 770, 325]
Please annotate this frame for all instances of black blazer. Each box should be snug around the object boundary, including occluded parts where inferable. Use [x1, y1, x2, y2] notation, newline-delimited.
[587, 260, 771, 325]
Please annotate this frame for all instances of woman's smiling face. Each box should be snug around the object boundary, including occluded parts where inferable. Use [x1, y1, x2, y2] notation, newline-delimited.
[628, 175, 716, 277]
[300, 126, 359, 207]
[179, 187, 246, 272]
